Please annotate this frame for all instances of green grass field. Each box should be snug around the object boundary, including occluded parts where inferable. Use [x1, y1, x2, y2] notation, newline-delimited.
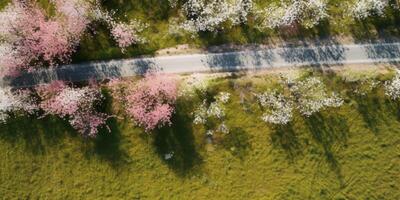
[1, 69, 399, 199]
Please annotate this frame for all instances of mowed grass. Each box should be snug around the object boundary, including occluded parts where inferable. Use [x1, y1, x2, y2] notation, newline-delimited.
[0, 70, 399, 199]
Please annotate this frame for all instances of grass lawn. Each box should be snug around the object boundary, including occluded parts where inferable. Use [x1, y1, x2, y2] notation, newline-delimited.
[1, 68, 399, 199]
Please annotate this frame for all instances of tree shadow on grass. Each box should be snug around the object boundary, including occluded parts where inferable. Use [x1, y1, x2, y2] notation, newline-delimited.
[0, 115, 75, 154]
[384, 98, 400, 121]
[354, 94, 383, 134]
[352, 8, 400, 43]
[83, 117, 129, 169]
[305, 113, 349, 183]
[82, 88, 129, 168]
[153, 105, 202, 177]
[270, 123, 303, 161]
[221, 127, 251, 160]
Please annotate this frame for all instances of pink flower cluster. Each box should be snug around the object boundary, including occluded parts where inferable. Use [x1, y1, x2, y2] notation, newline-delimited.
[95, 8, 146, 51]
[38, 81, 109, 137]
[124, 73, 178, 132]
[110, 22, 138, 50]
[0, 0, 147, 76]
[0, 0, 90, 76]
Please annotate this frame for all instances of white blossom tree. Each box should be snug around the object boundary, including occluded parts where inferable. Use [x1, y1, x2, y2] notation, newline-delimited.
[351, 0, 388, 20]
[179, 73, 212, 97]
[256, 0, 328, 29]
[257, 76, 343, 125]
[170, 0, 252, 35]
[193, 92, 231, 136]
[385, 69, 400, 100]
[290, 77, 343, 117]
[0, 88, 38, 123]
[256, 91, 293, 125]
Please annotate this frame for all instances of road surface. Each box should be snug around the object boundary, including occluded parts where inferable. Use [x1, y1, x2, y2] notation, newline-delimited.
[2, 42, 400, 87]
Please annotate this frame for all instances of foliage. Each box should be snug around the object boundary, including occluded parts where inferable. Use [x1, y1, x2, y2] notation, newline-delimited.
[0, 0, 91, 76]
[0, 0, 146, 76]
[384, 69, 400, 100]
[110, 21, 146, 50]
[353, 79, 380, 96]
[0, 87, 38, 123]
[124, 73, 178, 132]
[290, 77, 344, 116]
[256, 76, 343, 125]
[93, 6, 147, 51]
[351, 0, 388, 19]
[0, 71, 399, 199]
[256, 0, 328, 29]
[170, 0, 252, 35]
[193, 92, 231, 136]
[178, 73, 213, 97]
[256, 91, 293, 125]
[37, 81, 109, 137]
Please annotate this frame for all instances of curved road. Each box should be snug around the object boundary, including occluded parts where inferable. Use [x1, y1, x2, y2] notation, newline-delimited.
[2, 42, 400, 87]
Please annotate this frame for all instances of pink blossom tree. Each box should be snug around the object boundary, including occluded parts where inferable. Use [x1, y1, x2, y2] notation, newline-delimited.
[125, 73, 178, 132]
[0, 0, 91, 76]
[0, 0, 147, 76]
[37, 81, 109, 137]
[93, 7, 147, 51]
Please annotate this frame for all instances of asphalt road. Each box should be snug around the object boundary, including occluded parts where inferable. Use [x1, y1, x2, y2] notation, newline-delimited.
[2, 42, 400, 87]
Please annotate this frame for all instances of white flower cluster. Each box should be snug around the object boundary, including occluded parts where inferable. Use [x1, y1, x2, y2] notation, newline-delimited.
[91, 2, 147, 49]
[0, 2, 24, 41]
[207, 101, 226, 119]
[257, 77, 343, 125]
[351, 0, 388, 19]
[168, 0, 179, 8]
[385, 70, 400, 100]
[193, 92, 231, 134]
[193, 100, 208, 124]
[0, 88, 37, 123]
[179, 73, 211, 97]
[164, 151, 174, 160]
[290, 77, 343, 116]
[353, 79, 380, 96]
[171, 0, 252, 34]
[256, 91, 293, 125]
[216, 92, 231, 104]
[0, 43, 21, 75]
[258, 0, 328, 29]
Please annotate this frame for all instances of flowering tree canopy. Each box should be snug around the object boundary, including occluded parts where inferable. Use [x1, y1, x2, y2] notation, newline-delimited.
[93, 6, 147, 51]
[385, 70, 400, 100]
[257, 0, 328, 29]
[37, 81, 109, 137]
[257, 76, 343, 125]
[290, 77, 344, 116]
[179, 73, 215, 98]
[0, 0, 146, 76]
[125, 73, 178, 132]
[193, 92, 231, 136]
[351, 0, 388, 20]
[256, 91, 293, 125]
[0, 0, 92, 76]
[0, 87, 38, 123]
[170, 0, 252, 34]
